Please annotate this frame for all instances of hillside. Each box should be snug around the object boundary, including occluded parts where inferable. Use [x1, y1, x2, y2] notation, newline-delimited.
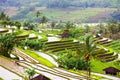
[0, 0, 119, 22]
[1, 0, 120, 8]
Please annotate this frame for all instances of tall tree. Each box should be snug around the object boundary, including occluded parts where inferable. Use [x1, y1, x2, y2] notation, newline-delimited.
[36, 11, 41, 18]
[14, 21, 21, 29]
[83, 36, 96, 80]
[0, 12, 10, 21]
[40, 16, 47, 24]
[65, 21, 74, 30]
[51, 21, 56, 30]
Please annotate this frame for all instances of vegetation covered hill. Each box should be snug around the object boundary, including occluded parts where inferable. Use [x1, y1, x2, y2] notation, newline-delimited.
[0, 0, 119, 22]
[1, 0, 120, 8]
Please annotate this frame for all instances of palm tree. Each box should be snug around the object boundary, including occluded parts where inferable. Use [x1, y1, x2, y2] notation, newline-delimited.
[14, 21, 21, 29]
[0, 12, 10, 21]
[40, 16, 47, 24]
[82, 36, 96, 80]
[65, 21, 74, 30]
[0, 34, 17, 57]
[36, 11, 41, 18]
[51, 21, 56, 30]
[36, 11, 41, 23]
[26, 68, 36, 80]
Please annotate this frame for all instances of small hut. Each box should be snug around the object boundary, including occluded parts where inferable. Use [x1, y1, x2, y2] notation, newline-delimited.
[103, 67, 120, 76]
[31, 75, 50, 80]
[23, 26, 29, 30]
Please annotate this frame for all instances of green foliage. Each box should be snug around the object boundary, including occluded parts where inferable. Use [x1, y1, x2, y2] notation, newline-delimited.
[0, 12, 10, 21]
[23, 20, 37, 30]
[57, 49, 89, 70]
[84, 25, 90, 33]
[70, 27, 85, 38]
[14, 21, 21, 29]
[0, 34, 17, 57]
[1, 0, 120, 9]
[0, 78, 4, 80]
[0, 20, 14, 27]
[91, 59, 120, 73]
[107, 20, 120, 34]
[26, 68, 36, 79]
[36, 11, 41, 18]
[40, 16, 47, 24]
[114, 60, 120, 68]
[56, 23, 64, 29]
[21, 39, 44, 50]
[108, 40, 120, 53]
[0, 19, 21, 29]
[47, 0, 70, 8]
[65, 21, 74, 29]
[46, 0, 120, 8]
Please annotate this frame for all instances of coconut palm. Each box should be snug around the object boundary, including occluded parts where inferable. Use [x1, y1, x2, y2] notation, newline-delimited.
[36, 11, 41, 18]
[0, 12, 10, 21]
[51, 21, 56, 30]
[40, 16, 47, 24]
[65, 21, 74, 30]
[82, 36, 96, 80]
[14, 21, 21, 29]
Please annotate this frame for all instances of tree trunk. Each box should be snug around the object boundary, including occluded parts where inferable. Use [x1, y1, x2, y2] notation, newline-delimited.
[28, 76, 31, 80]
[86, 62, 89, 80]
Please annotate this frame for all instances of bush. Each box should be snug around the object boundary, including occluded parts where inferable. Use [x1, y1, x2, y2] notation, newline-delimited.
[70, 28, 85, 38]
[57, 49, 89, 70]
[21, 39, 45, 50]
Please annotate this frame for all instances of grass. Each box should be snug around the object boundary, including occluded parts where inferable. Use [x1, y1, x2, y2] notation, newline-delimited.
[0, 77, 4, 80]
[91, 59, 120, 74]
[13, 29, 29, 36]
[18, 48, 55, 68]
[107, 40, 120, 53]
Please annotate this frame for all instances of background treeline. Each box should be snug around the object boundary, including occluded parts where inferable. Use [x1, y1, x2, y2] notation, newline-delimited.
[0, 0, 120, 8]
[0, 0, 120, 22]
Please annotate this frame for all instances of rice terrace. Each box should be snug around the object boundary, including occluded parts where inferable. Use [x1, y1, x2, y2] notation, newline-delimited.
[0, 0, 120, 80]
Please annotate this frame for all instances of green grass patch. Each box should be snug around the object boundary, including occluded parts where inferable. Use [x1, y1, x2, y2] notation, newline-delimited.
[107, 40, 120, 53]
[13, 30, 29, 36]
[18, 48, 55, 68]
[91, 59, 120, 74]
[43, 30, 61, 36]
[0, 77, 4, 80]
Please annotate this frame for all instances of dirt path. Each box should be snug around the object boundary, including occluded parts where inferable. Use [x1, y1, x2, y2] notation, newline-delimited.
[0, 66, 23, 80]
[0, 56, 25, 78]
[36, 51, 58, 67]
[13, 48, 39, 63]
[18, 61, 86, 80]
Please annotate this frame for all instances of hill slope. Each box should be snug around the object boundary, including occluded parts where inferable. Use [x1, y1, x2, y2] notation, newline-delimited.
[0, 0, 118, 22]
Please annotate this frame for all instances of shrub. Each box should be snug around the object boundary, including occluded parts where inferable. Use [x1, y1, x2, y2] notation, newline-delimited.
[21, 39, 44, 50]
[57, 49, 89, 70]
